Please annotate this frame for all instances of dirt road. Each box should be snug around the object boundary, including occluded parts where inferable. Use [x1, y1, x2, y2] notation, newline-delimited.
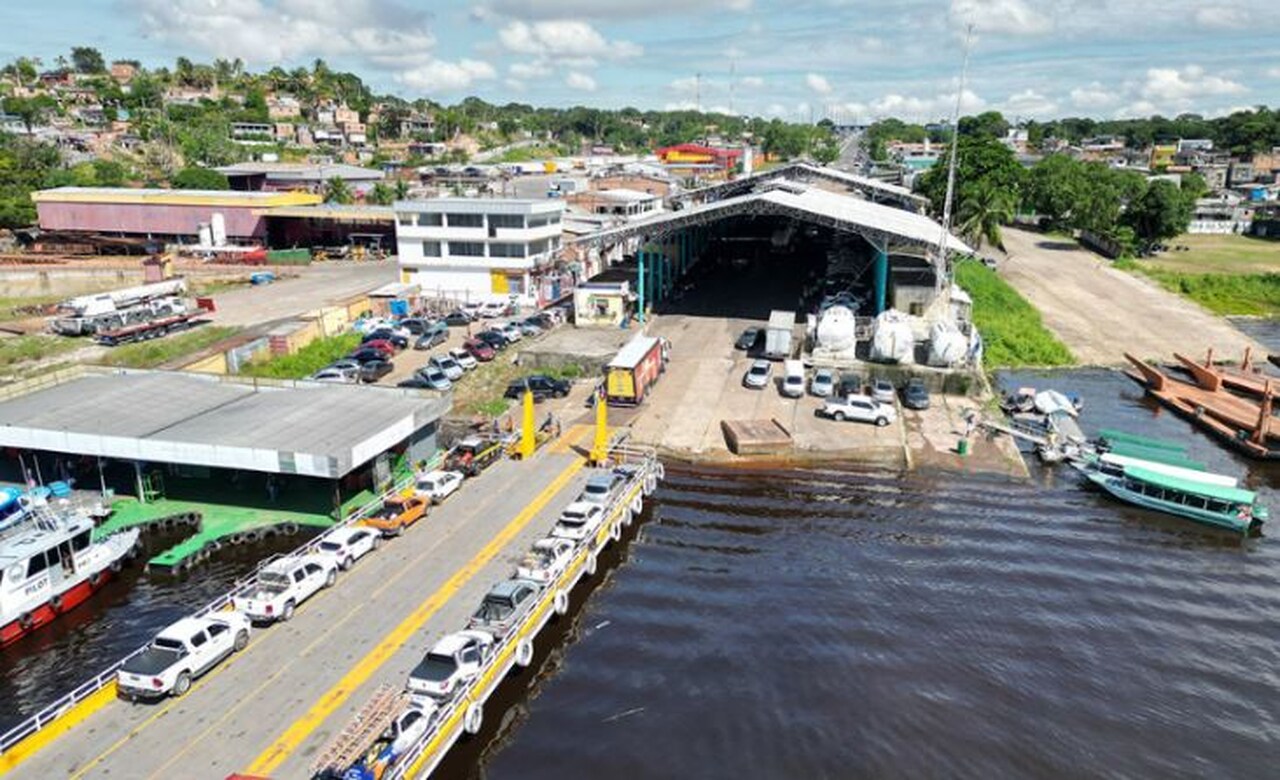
[998, 228, 1263, 366]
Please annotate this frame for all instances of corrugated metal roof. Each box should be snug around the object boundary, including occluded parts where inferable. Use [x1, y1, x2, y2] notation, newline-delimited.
[32, 187, 321, 208]
[261, 204, 396, 221]
[216, 162, 385, 181]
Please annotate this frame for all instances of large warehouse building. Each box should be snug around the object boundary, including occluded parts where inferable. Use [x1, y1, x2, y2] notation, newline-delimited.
[32, 187, 322, 243]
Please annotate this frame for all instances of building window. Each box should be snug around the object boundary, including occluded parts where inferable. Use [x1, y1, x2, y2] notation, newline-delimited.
[421, 241, 441, 257]
[446, 213, 483, 228]
[488, 214, 524, 229]
[397, 212, 414, 226]
[449, 241, 485, 257]
[489, 242, 526, 258]
[416, 212, 442, 227]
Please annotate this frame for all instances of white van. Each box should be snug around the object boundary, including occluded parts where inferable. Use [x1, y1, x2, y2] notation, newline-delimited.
[781, 360, 806, 398]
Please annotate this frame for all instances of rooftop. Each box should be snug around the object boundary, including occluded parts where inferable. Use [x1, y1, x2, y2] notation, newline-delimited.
[32, 187, 320, 208]
[394, 197, 565, 215]
[0, 370, 447, 478]
[216, 162, 385, 182]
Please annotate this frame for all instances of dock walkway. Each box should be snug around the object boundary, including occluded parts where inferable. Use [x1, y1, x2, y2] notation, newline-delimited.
[3, 450, 588, 779]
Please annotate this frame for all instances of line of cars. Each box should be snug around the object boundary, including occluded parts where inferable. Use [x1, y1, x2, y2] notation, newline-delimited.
[116, 468, 469, 702]
[740, 358, 932, 427]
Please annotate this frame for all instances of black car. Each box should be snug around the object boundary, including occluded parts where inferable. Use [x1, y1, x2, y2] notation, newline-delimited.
[397, 376, 434, 389]
[348, 347, 388, 364]
[444, 311, 473, 326]
[504, 375, 571, 401]
[475, 330, 509, 350]
[837, 372, 864, 397]
[398, 318, 429, 335]
[364, 329, 409, 349]
[360, 359, 394, 383]
[413, 330, 448, 350]
[902, 378, 931, 410]
[735, 327, 763, 350]
[525, 313, 554, 329]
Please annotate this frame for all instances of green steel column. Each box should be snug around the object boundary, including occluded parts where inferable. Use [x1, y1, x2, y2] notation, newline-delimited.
[874, 248, 889, 314]
[655, 246, 664, 301]
[637, 248, 646, 323]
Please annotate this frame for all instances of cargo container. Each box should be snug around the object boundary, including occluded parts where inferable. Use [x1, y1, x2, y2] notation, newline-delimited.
[764, 310, 795, 360]
[605, 334, 666, 405]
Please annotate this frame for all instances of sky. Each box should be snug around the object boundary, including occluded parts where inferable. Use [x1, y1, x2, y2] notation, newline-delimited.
[5, 0, 1280, 122]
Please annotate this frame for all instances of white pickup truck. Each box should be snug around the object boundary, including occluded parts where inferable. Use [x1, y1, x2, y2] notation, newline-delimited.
[232, 555, 337, 623]
[117, 612, 251, 699]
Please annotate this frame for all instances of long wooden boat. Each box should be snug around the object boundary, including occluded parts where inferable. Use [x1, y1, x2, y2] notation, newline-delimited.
[1175, 348, 1277, 398]
[1080, 462, 1267, 536]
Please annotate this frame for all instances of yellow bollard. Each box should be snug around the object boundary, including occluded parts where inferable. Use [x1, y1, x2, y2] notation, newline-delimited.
[518, 388, 536, 460]
[589, 390, 609, 465]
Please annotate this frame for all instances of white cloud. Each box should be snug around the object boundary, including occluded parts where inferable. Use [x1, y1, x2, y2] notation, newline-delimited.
[805, 73, 833, 95]
[1193, 6, 1248, 28]
[1070, 82, 1118, 110]
[862, 89, 986, 122]
[509, 61, 552, 79]
[1266, 67, 1280, 80]
[1002, 88, 1057, 117]
[670, 76, 700, 93]
[477, 0, 749, 20]
[740, 76, 765, 88]
[949, 0, 1052, 36]
[565, 71, 598, 92]
[498, 20, 641, 61]
[1140, 65, 1247, 103]
[396, 59, 496, 93]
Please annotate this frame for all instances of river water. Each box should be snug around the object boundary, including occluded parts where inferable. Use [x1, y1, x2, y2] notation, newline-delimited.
[5, 369, 1280, 778]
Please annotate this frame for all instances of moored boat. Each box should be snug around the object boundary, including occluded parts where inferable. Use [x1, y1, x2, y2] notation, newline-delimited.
[0, 492, 140, 646]
[1079, 461, 1267, 536]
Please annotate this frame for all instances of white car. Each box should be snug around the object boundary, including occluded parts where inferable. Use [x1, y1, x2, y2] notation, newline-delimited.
[810, 368, 836, 397]
[311, 368, 357, 384]
[416, 470, 464, 502]
[550, 501, 606, 542]
[516, 537, 577, 584]
[497, 323, 523, 343]
[388, 701, 440, 756]
[818, 394, 898, 427]
[479, 301, 508, 318]
[448, 347, 478, 370]
[407, 630, 495, 700]
[232, 555, 337, 622]
[315, 526, 380, 570]
[780, 359, 805, 398]
[743, 359, 772, 390]
[870, 378, 897, 405]
[356, 317, 394, 335]
[429, 354, 464, 380]
[117, 613, 251, 699]
[578, 470, 627, 506]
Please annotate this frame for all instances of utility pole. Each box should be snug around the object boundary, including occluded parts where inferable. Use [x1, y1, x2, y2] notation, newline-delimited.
[938, 23, 974, 287]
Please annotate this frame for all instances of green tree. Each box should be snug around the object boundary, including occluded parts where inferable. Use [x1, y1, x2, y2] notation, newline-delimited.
[917, 133, 1023, 216]
[172, 167, 230, 190]
[366, 181, 394, 205]
[958, 111, 1009, 139]
[812, 134, 841, 165]
[70, 47, 106, 74]
[323, 176, 353, 204]
[393, 178, 410, 200]
[957, 181, 1016, 250]
[1023, 154, 1087, 229]
[1124, 179, 1192, 245]
[3, 95, 57, 133]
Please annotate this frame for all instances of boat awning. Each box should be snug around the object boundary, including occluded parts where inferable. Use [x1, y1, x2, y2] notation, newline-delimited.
[1123, 465, 1257, 504]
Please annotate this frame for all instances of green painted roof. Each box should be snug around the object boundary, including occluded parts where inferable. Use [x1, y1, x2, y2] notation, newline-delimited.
[1124, 465, 1258, 505]
[1107, 441, 1206, 470]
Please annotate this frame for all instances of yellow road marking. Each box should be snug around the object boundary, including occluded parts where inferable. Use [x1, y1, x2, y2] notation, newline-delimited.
[0, 683, 118, 775]
[246, 457, 585, 776]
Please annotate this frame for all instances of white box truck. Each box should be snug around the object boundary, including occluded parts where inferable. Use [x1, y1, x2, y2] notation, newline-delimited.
[764, 310, 795, 360]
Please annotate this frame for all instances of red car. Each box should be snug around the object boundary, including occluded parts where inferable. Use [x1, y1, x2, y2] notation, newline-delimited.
[463, 338, 495, 361]
[361, 339, 397, 357]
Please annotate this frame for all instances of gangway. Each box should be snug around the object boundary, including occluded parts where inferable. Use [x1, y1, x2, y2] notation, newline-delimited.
[311, 685, 408, 778]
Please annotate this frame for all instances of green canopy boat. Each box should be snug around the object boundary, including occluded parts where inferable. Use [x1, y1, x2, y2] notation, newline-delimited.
[1082, 463, 1267, 536]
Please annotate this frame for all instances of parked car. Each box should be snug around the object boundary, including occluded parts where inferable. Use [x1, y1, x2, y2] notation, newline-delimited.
[355, 317, 394, 335]
[496, 323, 524, 343]
[463, 338, 495, 362]
[467, 578, 543, 639]
[475, 330, 509, 350]
[444, 310, 473, 326]
[407, 630, 495, 700]
[398, 318, 430, 336]
[780, 360, 805, 398]
[416, 470, 464, 502]
[504, 374, 570, 401]
[550, 501, 606, 542]
[417, 365, 452, 391]
[361, 340, 398, 358]
[870, 378, 896, 404]
[360, 359, 394, 383]
[329, 358, 362, 375]
[526, 312, 555, 329]
[516, 537, 577, 584]
[364, 330, 409, 350]
[743, 359, 772, 389]
[445, 436, 504, 477]
[315, 526, 380, 570]
[232, 555, 337, 622]
[735, 326, 763, 351]
[810, 368, 836, 397]
[818, 394, 898, 427]
[398, 376, 436, 389]
[361, 495, 429, 537]
[429, 354, 464, 381]
[516, 320, 542, 337]
[349, 347, 390, 364]
[117, 613, 251, 699]
[414, 331, 448, 350]
[449, 347, 478, 370]
[479, 300, 511, 318]
[902, 378, 931, 410]
[838, 372, 864, 397]
[578, 470, 626, 506]
[311, 368, 357, 384]
[461, 301, 485, 319]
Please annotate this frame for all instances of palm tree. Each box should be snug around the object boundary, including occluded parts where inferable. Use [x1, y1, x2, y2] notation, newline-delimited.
[393, 179, 410, 200]
[957, 182, 1016, 251]
[366, 182, 394, 206]
[323, 176, 353, 204]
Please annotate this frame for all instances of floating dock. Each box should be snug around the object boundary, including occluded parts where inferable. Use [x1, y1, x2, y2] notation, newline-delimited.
[721, 419, 793, 456]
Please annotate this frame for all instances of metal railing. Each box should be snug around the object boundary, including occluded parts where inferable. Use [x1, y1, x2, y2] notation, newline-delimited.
[0, 471, 418, 756]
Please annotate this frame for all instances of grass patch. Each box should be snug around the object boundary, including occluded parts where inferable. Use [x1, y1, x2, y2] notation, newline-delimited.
[98, 325, 240, 369]
[955, 259, 1075, 368]
[239, 332, 363, 379]
[495, 145, 564, 163]
[1135, 268, 1280, 317]
[0, 335, 79, 368]
[1142, 233, 1280, 275]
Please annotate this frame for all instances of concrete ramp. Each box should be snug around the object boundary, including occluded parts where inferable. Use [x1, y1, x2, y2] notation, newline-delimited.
[721, 419, 792, 455]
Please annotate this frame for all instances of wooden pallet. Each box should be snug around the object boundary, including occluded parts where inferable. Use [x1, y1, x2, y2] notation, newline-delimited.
[310, 684, 406, 776]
